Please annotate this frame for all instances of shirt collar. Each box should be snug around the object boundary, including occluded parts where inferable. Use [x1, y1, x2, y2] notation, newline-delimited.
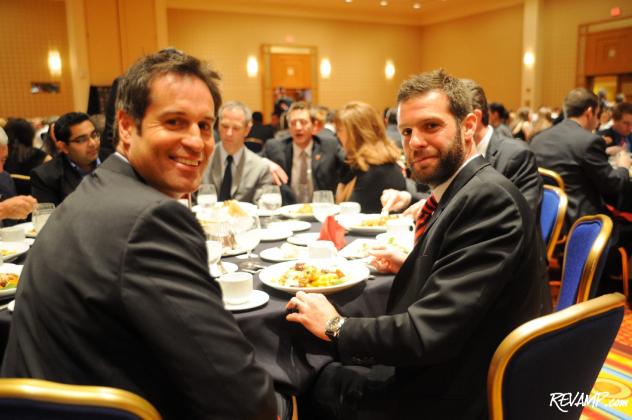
[476, 126, 493, 157]
[431, 154, 480, 202]
[219, 143, 245, 166]
[67, 155, 101, 177]
[292, 140, 313, 157]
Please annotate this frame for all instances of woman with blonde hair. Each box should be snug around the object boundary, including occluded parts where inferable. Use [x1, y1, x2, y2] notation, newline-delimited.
[334, 101, 406, 213]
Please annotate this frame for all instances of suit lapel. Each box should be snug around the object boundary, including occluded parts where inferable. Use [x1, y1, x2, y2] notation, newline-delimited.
[485, 131, 500, 167]
[283, 139, 293, 183]
[232, 149, 248, 197]
[210, 150, 223, 191]
[310, 137, 321, 187]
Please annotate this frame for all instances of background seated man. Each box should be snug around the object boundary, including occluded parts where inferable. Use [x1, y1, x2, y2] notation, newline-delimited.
[0, 127, 36, 223]
[203, 101, 273, 203]
[30, 112, 100, 205]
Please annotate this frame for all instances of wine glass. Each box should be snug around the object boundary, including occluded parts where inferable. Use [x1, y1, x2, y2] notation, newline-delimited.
[231, 211, 262, 270]
[197, 184, 217, 208]
[257, 185, 282, 223]
[206, 240, 223, 276]
[32, 202, 56, 234]
[312, 190, 335, 223]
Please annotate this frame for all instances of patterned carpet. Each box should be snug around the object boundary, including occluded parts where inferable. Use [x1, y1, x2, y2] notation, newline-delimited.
[581, 306, 632, 419]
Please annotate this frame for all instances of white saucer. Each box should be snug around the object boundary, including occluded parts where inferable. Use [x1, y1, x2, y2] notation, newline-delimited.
[210, 261, 238, 277]
[224, 290, 269, 311]
[259, 228, 293, 242]
[7, 300, 14, 312]
[268, 220, 311, 232]
[287, 232, 321, 246]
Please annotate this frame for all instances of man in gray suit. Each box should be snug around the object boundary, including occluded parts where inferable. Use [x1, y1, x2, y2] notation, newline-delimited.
[2, 50, 276, 419]
[203, 100, 273, 203]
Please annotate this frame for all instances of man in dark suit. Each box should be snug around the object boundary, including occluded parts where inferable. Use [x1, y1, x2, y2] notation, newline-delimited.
[598, 101, 632, 153]
[262, 101, 347, 203]
[30, 112, 101, 205]
[2, 50, 276, 420]
[530, 88, 631, 228]
[286, 69, 550, 419]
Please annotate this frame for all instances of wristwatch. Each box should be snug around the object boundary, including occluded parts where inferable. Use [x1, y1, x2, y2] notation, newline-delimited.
[325, 316, 346, 342]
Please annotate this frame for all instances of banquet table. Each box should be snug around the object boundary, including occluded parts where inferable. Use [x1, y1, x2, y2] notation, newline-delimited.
[0, 218, 395, 396]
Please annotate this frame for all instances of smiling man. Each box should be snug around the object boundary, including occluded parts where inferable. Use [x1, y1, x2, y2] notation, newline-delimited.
[2, 50, 276, 420]
[30, 112, 101, 205]
[286, 69, 550, 419]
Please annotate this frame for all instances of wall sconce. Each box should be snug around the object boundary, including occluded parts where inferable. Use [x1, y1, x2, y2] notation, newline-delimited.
[48, 50, 62, 77]
[523, 51, 535, 68]
[320, 58, 332, 79]
[246, 55, 258, 78]
[385, 59, 395, 80]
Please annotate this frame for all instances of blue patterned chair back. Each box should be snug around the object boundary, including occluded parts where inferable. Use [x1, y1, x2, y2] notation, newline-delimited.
[488, 293, 624, 420]
[556, 215, 612, 311]
[0, 379, 161, 420]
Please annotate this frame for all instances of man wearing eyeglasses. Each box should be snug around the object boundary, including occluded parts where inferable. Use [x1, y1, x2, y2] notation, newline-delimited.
[30, 112, 101, 205]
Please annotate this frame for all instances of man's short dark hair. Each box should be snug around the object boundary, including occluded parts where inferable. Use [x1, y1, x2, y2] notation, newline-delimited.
[461, 79, 489, 126]
[612, 102, 632, 121]
[563, 88, 599, 118]
[115, 49, 222, 146]
[54, 112, 92, 144]
[385, 107, 398, 125]
[397, 69, 472, 123]
[252, 111, 263, 124]
[489, 102, 508, 121]
[288, 101, 311, 115]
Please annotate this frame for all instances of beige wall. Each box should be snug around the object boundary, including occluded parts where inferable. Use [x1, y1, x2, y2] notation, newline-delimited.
[540, 0, 632, 108]
[0, 0, 74, 118]
[167, 9, 423, 116]
[418, 5, 524, 110]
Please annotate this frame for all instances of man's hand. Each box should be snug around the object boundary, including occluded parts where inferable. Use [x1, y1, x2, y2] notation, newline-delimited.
[402, 198, 424, 219]
[262, 158, 288, 185]
[368, 244, 408, 274]
[0, 196, 37, 220]
[615, 151, 632, 169]
[380, 189, 411, 213]
[286, 291, 339, 341]
[605, 144, 622, 156]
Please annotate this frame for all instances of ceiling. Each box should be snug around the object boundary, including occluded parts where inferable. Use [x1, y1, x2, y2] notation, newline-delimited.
[169, 0, 525, 27]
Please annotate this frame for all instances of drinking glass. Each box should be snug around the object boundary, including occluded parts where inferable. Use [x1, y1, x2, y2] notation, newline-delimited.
[257, 185, 282, 223]
[232, 212, 261, 270]
[32, 202, 55, 234]
[197, 184, 217, 208]
[312, 190, 335, 223]
[206, 240, 223, 276]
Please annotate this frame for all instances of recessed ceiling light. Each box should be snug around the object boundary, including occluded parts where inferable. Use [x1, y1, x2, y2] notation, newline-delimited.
[380, 0, 388, 6]
[345, 0, 352, 3]
[413, 2, 421, 9]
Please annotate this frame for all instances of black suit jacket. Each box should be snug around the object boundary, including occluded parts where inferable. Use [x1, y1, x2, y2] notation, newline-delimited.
[530, 119, 630, 226]
[29, 154, 84, 206]
[2, 155, 276, 420]
[337, 157, 550, 418]
[347, 163, 406, 213]
[262, 135, 347, 203]
[486, 128, 543, 215]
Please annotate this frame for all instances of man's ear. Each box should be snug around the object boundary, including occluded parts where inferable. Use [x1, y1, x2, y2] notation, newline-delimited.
[117, 110, 136, 151]
[57, 141, 69, 155]
[462, 112, 478, 141]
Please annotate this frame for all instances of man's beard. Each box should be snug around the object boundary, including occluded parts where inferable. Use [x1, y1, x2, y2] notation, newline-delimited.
[407, 129, 466, 187]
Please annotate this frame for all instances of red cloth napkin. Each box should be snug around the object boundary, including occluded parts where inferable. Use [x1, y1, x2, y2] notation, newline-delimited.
[319, 215, 347, 250]
[607, 204, 632, 223]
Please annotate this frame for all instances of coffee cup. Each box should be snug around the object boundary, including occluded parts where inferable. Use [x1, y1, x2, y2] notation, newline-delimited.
[0, 226, 25, 242]
[217, 272, 253, 305]
[339, 202, 361, 215]
[386, 218, 414, 235]
[308, 240, 337, 259]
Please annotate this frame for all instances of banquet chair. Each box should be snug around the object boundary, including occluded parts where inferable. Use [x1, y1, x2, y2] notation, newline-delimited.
[9, 173, 31, 197]
[487, 293, 625, 420]
[539, 185, 567, 262]
[538, 167, 565, 190]
[245, 137, 264, 154]
[556, 214, 612, 311]
[0, 378, 161, 420]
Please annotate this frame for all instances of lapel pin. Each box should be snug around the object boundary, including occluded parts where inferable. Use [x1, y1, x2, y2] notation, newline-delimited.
[315, 154, 321, 161]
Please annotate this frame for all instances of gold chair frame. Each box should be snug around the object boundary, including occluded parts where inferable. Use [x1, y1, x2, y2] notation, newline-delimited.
[487, 293, 625, 420]
[538, 167, 565, 191]
[542, 185, 568, 262]
[560, 214, 612, 305]
[0, 378, 161, 419]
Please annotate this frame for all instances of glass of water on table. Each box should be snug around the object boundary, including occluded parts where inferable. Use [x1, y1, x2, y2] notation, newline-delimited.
[32, 203, 56, 234]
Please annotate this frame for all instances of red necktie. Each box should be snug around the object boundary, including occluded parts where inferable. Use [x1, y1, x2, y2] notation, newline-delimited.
[415, 195, 437, 244]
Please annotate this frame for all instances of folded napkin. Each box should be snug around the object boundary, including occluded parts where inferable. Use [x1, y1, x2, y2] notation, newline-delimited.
[319, 215, 346, 250]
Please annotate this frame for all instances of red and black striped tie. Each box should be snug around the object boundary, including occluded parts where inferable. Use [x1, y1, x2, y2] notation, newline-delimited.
[414, 195, 438, 244]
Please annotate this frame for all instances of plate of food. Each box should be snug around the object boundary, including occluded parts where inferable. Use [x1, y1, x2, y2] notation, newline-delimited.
[0, 241, 29, 263]
[266, 220, 311, 232]
[12, 222, 36, 238]
[258, 259, 369, 294]
[376, 232, 415, 255]
[194, 200, 257, 217]
[259, 228, 293, 242]
[0, 263, 23, 297]
[259, 243, 308, 262]
[279, 203, 340, 220]
[336, 214, 410, 235]
[338, 239, 380, 259]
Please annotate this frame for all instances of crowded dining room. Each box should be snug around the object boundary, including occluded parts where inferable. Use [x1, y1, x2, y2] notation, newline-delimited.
[0, 0, 632, 419]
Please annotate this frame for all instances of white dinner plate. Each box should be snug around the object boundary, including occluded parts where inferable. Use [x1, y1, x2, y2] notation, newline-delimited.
[259, 245, 308, 262]
[222, 247, 248, 257]
[257, 208, 281, 218]
[0, 241, 30, 263]
[12, 222, 36, 238]
[259, 228, 293, 242]
[209, 261, 238, 278]
[193, 201, 258, 215]
[375, 232, 414, 254]
[259, 259, 369, 295]
[224, 290, 270, 311]
[279, 204, 340, 220]
[0, 263, 23, 297]
[287, 232, 321, 246]
[338, 239, 380, 259]
[336, 214, 410, 235]
[267, 220, 311, 232]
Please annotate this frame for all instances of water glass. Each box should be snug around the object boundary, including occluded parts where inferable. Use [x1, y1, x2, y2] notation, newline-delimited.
[197, 184, 217, 208]
[32, 203, 55, 234]
[257, 185, 282, 211]
[312, 190, 335, 223]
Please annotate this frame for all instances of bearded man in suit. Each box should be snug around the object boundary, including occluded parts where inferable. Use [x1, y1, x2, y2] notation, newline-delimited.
[2, 49, 276, 420]
[286, 69, 550, 419]
[203, 100, 273, 203]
